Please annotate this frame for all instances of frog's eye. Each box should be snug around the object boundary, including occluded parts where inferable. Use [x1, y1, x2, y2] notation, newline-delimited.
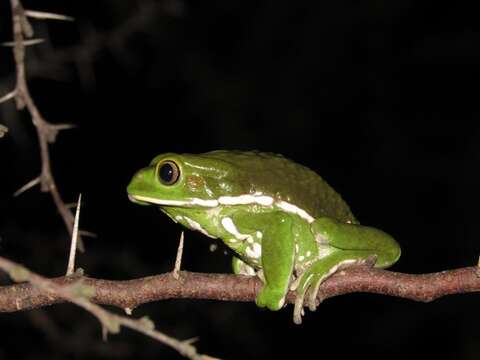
[157, 160, 180, 185]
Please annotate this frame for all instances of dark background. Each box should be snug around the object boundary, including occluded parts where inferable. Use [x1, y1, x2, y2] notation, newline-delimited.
[1, 0, 480, 359]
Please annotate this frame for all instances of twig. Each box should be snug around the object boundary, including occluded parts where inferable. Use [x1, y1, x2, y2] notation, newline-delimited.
[0, 256, 210, 360]
[7, 0, 82, 250]
[173, 232, 184, 280]
[66, 194, 81, 275]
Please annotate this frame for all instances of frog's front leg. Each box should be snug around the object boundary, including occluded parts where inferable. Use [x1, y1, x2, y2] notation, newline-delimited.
[255, 212, 295, 310]
[227, 211, 295, 311]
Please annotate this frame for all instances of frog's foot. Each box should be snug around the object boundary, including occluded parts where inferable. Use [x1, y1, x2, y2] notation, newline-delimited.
[306, 258, 371, 312]
[255, 285, 286, 311]
[292, 255, 371, 324]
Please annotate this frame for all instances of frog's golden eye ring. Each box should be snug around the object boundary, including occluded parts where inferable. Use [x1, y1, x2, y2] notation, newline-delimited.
[157, 160, 180, 185]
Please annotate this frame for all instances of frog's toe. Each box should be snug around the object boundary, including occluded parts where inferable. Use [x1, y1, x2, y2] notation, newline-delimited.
[306, 275, 324, 311]
[293, 293, 306, 324]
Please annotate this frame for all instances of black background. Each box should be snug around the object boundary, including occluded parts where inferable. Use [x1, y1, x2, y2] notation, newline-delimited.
[1, 1, 480, 359]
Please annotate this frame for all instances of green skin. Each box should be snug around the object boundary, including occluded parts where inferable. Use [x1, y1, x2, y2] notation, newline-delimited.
[127, 151, 401, 324]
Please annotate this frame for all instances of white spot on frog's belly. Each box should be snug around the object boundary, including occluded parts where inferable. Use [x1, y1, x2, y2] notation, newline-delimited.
[221, 217, 252, 241]
[183, 217, 216, 239]
[246, 243, 262, 259]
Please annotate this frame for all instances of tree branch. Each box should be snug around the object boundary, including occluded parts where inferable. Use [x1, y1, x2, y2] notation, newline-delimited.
[1, 265, 479, 314]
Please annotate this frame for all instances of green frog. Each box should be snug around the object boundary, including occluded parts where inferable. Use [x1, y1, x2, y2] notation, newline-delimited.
[127, 151, 400, 324]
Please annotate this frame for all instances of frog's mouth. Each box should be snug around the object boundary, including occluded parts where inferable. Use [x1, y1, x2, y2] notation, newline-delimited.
[128, 194, 218, 207]
[128, 194, 152, 206]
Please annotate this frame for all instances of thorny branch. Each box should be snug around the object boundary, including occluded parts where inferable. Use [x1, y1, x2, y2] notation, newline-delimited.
[2, 2, 213, 359]
[6, 0, 81, 249]
[0, 257, 210, 360]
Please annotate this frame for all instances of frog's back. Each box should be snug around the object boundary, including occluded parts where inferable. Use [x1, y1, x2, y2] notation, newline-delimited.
[202, 151, 357, 224]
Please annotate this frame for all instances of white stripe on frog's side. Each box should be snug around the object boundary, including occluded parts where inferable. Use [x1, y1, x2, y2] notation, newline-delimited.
[175, 214, 217, 239]
[130, 193, 315, 223]
[218, 194, 274, 206]
[221, 217, 252, 242]
[275, 201, 315, 223]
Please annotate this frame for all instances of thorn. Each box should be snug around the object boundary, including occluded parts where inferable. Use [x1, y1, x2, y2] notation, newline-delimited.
[13, 177, 41, 197]
[65, 202, 77, 209]
[43, 123, 76, 143]
[24, 10, 74, 22]
[183, 336, 199, 345]
[2, 38, 45, 47]
[79, 230, 97, 238]
[65, 196, 85, 209]
[0, 90, 16, 104]
[0, 124, 8, 138]
[173, 231, 184, 280]
[102, 325, 108, 342]
[66, 194, 81, 275]
[52, 123, 77, 131]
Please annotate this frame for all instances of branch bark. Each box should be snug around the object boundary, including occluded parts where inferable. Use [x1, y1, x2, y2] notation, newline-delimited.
[1, 266, 479, 314]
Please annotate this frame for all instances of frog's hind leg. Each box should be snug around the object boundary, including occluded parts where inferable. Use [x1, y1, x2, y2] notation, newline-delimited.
[292, 250, 370, 325]
[312, 217, 401, 268]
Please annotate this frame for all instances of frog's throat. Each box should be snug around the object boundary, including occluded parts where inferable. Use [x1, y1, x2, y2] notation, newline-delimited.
[129, 194, 315, 223]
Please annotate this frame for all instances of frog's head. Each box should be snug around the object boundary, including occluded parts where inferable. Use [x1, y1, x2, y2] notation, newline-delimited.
[127, 152, 250, 209]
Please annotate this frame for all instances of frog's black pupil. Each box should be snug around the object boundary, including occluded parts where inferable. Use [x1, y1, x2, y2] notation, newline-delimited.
[160, 163, 174, 183]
